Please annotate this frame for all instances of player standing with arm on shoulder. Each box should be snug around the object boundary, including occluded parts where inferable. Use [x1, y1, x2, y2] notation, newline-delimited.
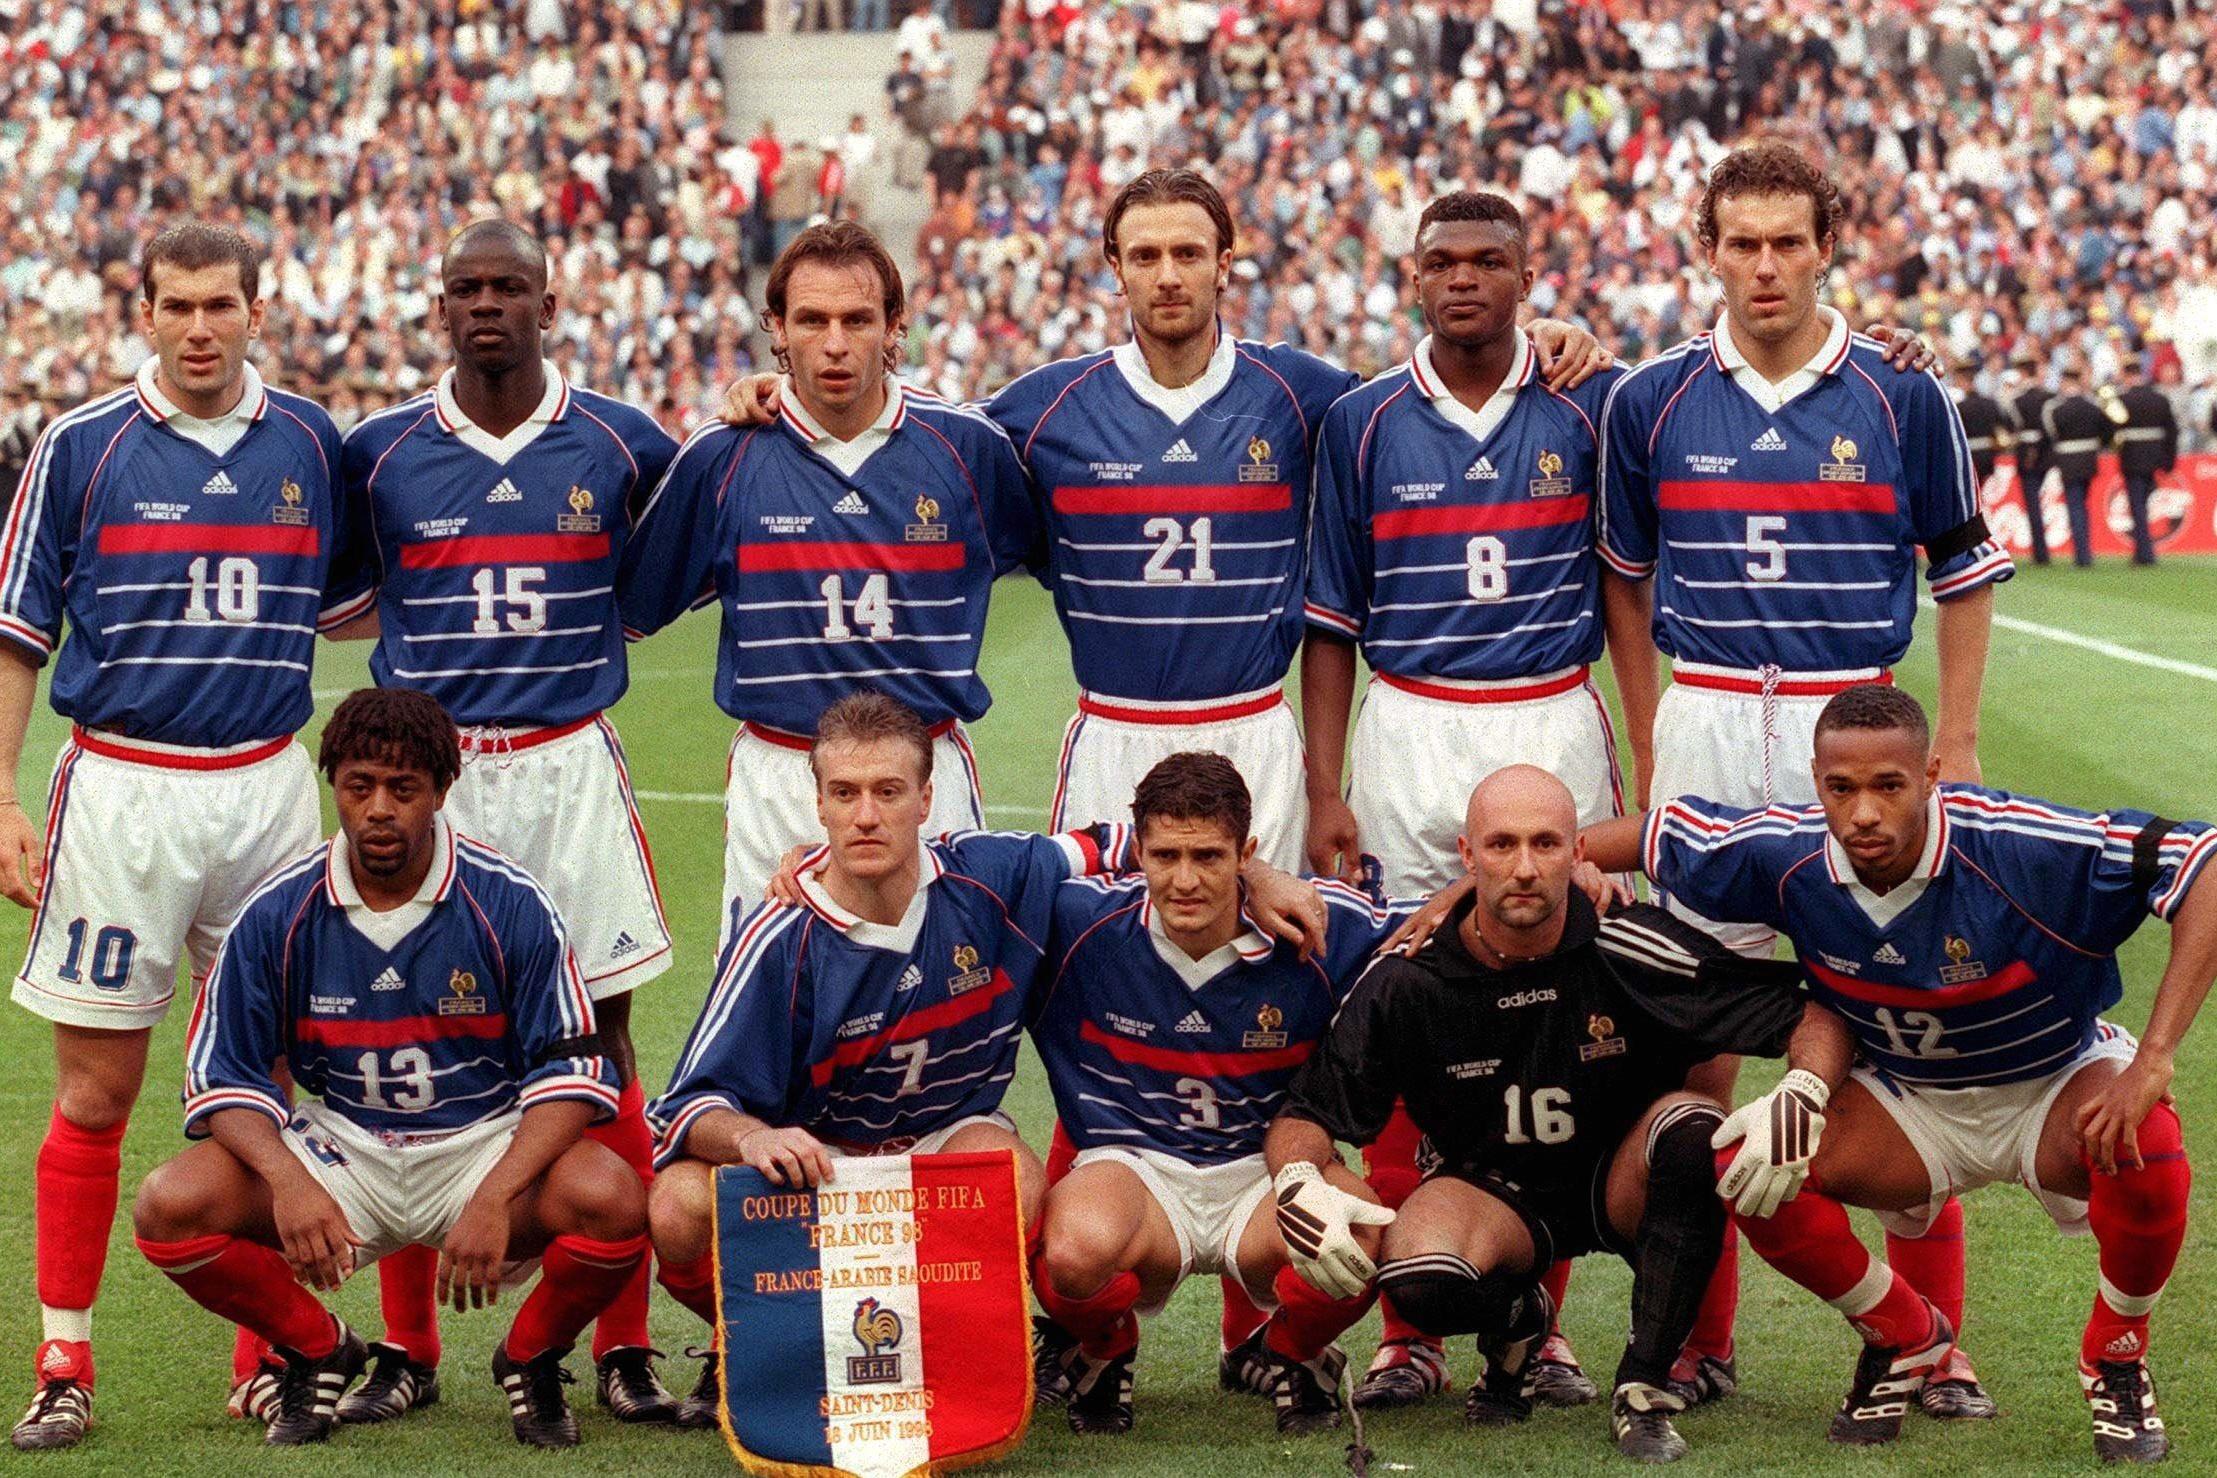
[330, 220, 682, 1427]
[1, 223, 372, 1452]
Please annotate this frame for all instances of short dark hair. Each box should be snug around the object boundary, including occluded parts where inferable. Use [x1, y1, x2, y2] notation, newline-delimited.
[318, 688, 461, 791]
[443, 218, 549, 286]
[812, 689, 934, 782]
[1132, 752, 1251, 847]
[1814, 683, 1930, 749]
[1415, 190, 1528, 265]
[141, 221, 261, 303]
[765, 220, 906, 326]
[1697, 140, 1842, 251]
[1103, 169, 1236, 263]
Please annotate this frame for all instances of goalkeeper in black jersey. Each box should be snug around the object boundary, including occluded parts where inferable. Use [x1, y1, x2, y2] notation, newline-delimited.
[1266, 765, 1851, 1462]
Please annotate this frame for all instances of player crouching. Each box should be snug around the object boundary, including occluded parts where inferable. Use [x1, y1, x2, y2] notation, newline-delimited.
[1265, 766, 1852, 1462]
[1028, 754, 1410, 1436]
[129, 690, 646, 1448]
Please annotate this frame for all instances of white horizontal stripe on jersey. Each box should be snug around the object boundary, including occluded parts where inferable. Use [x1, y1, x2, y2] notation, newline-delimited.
[387, 657, 611, 679]
[1856, 1018, 2076, 1065]
[1838, 992, 2061, 1041]
[1376, 550, 1581, 578]
[1658, 606, 1893, 631]
[1371, 587, 1568, 613]
[831, 1053, 1018, 1107]
[817, 1072, 1017, 1133]
[1362, 614, 1591, 648]
[1059, 573, 1286, 589]
[1064, 607, 1286, 626]
[1058, 537, 1296, 554]
[399, 585, 613, 607]
[100, 617, 317, 637]
[728, 595, 965, 612]
[1879, 1040, 2083, 1087]
[726, 665, 976, 685]
[107, 654, 311, 672]
[1075, 1059, 1281, 1109]
[98, 581, 323, 598]
[727, 632, 979, 651]
[1666, 539, 1896, 553]
[1073, 1093, 1209, 1135]
[400, 624, 607, 643]
[324, 1054, 505, 1085]
[1672, 576, 1890, 592]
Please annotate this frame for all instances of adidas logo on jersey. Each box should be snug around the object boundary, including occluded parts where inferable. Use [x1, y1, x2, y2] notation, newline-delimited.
[1872, 943, 1907, 966]
[1466, 456, 1498, 480]
[487, 477, 523, 503]
[609, 932, 642, 959]
[371, 966, 406, 992]
[833, 490, 870, 515]
[199, 469, 239, 496]
[1162, 439, 1198, 463]
[897, 964, 923, 993]
[1751, 427, 1788, 451]
[1175, 1010, 1210, 1034]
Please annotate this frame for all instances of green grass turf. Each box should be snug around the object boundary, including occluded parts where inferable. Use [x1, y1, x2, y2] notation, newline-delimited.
[4, 559, 2217, 1475]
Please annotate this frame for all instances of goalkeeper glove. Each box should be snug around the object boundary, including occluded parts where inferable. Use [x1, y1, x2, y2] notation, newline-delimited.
[1712, 1069, 1829, 1219]
[1273, 1162, 1395, 1299]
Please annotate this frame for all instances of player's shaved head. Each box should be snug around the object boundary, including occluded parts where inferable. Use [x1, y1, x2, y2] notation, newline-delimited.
[1459, 765, 1580, 951]
[442, 218, 548, 288]
[1466, 764, 1578, 842]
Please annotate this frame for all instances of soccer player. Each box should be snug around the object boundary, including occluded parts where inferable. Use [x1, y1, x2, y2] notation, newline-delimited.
[1029, 752, 1409, 1437]
[1267, 765, 1852, 1462]
[1597, 140, 2007, 1410]
[1585, 685, 2210, 1461]
[619, 221, 1034, 947]
[0, 223, 372, 1452]
[330, 220, 681, 1427]
[131, 689, 647, 1449]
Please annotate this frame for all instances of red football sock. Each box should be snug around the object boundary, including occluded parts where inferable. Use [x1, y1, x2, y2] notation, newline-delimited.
[1726, 1160, 1934, 1350]
[1264, 1266, 1375, 1363]
[1221, 1276, 1267, 1349]
[586, 1079, 656, 1358]
[658, 1253, 719, 1325]
[376, 1243, 442, 1366]
[506, 1233, 649, 1363]
[1885, 1196, 1966, 1335]
[232, 1326, 274, 1383]
[36, 1109, 125, 1320]
[1046, 1121, 1078, 1186]
[1031, 1254, 1139, 1361]
[2081, 1102, 2190, 1367]
[1366, 1103, 1426, 1345]
[1541, 1259, 1573, 1334]
[137, 1234, 337, 1359]
[1684, 1226, 1739, 1359]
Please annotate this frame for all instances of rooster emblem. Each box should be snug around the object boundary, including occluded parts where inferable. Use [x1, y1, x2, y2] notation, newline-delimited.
[853, 1298, 904, 1355]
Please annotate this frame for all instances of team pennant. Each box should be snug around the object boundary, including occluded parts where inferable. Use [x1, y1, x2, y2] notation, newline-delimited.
[713, 1151, 1033, 1478]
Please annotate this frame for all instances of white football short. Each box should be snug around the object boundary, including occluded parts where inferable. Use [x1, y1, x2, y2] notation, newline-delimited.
[281, 1100, 529, 1275]
[1346, 667, 1624, 898]
[1851, 1023, 2139, 1239]
[12, 730, 321, 1031]
[442, 714, 670, 1000]
[1068, 1146, 1275, 1313]
[719, 719, 984, 953]
[1649, 663, 1888, 956]
[823, 1110, 1019, 1159]
[1049, 686, 1308, 872]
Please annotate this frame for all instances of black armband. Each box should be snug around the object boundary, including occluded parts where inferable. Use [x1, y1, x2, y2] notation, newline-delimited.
[540, 1032, 606, 1066]
[2132, 816, 2178, 895]
[1923, 514, 1991, 565]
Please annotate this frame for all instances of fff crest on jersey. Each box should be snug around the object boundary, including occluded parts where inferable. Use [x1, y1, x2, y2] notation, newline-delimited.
[1939, 933, 1989, 985]
[845, 1297, 905, 1385]
[1578, 1012, 1626, 1062]
[1528, 448, 1572, 498]
[948, 942, 991, 996]
[1240, 434, 1279, 483]
[271, 475, 310, 525]
[557, 484, 602, 533]
[907, 492, 948, 543]
[1820, 433, 1866, 484]
[440, 967, 488, 1016]
[1242, 1003, 1289, 1050]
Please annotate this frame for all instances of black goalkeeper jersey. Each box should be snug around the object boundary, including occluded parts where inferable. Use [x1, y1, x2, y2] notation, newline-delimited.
[1281, 892, 1808, 1194]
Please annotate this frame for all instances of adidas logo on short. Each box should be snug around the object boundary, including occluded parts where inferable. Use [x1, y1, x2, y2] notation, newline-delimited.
[1873, 943, 1907, 966]
[487, 477, 523, 502]
[371, 966, 406, 992]
[610, 932, 642, 959]
[833, 490, 869, 515]
[1466, 456, 1498, 480]
[199, 469, 239, 496]
[1751, 427, 1788, 451]
[1162, 439, 1198, 463]
[1175, 1010, 1210, 1034]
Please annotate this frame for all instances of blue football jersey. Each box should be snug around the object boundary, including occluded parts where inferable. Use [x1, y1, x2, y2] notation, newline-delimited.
[1643, 786, 2216, 1087]
[0, 363, 371, 747]
[1598, 313, 2013, 674]
[1031, 875, 1406, 1163]
[617, 382, 1034, 735]
[182, 818, 616, 1138]
[987, 332, 1356, 703]
[1305, 334, 1616, 681]
[342, 369, 678, 727]
[649, 827, 1129, 1161]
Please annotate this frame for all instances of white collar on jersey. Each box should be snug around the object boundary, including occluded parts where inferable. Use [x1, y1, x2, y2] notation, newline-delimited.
[796, 842, 947, 955]
[433, 359, 570, 466]
[1407, 328, 1534, 445]
[778, 375, 909, 480]
[1141, 893, 1276, 993]
[1110, 322, 1237, 426]
[1709, 304, 1850, 415]
[326, 815, 458, 952]
[134, 355, 268, 452]
[1824, 789, 1948, 929]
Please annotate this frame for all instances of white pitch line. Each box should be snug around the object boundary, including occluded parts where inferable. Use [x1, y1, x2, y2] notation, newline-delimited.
[1991, 611, 2217, 686]
[634, 789, 1041, 820]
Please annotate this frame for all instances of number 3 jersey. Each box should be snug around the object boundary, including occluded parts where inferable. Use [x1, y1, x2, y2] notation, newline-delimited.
[340, 366, 678, 728]
[616, 380, 1035, 736]
[1280, 892, 1808, 1188]
[181, 816, 618, 1140]
[1644, 786, 2217, 1088]
[1030, 875, 1405, 1165]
